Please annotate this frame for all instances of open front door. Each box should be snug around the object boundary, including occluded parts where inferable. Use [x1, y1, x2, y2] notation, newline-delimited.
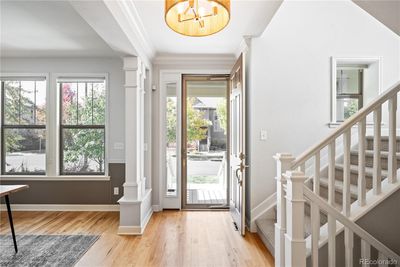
[229, 54, 247, 235]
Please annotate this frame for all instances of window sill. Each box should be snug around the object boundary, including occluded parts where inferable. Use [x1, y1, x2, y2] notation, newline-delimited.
[0, 175, 110, 181]
[328, 122, 385, 128]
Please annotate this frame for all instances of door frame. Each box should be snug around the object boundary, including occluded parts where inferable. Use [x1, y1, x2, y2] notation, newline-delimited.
[181, 74, 230, 210]
[158, 69, 232, 210]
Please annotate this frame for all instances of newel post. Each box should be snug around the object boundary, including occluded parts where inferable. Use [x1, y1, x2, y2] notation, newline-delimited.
[274, 153, 295, 267]
[284, 170, 307, 267]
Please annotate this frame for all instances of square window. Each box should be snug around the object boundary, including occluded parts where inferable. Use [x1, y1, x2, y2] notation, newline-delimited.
[61, 128, 105, 174]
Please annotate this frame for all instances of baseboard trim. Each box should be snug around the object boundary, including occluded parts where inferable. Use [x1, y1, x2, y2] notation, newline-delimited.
[152, 205, 162, 212]
[141, 209, 153, 231]
[0, 204, 120, 212]
[117, 225, 142, 235]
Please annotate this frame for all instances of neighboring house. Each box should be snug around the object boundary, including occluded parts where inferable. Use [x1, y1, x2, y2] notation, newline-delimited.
[192, 97, 226, 152]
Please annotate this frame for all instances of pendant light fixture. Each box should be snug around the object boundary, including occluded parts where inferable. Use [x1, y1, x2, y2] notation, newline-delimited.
[165, 0, 230, 37]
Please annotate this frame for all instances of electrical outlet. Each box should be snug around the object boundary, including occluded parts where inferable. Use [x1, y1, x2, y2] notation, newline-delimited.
[113, 187, 119, 195]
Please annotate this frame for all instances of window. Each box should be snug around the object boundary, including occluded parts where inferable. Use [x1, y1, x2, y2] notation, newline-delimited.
[59, 79, 106, 175]
[336, 68, 363, 122]
[165, 82, 178, 196]
[1, 78, 47, 174]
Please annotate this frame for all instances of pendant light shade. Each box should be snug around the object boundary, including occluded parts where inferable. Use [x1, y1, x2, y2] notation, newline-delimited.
[165, 0, 230, 37]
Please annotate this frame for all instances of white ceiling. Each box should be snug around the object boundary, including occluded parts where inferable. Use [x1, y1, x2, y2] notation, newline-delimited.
[0, 1, 119, 57]
[0, 0, 282, 58]
[133, 0, 282, 56]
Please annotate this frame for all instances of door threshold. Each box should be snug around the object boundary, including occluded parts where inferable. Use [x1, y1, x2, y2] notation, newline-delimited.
[182, 206, 229, 211]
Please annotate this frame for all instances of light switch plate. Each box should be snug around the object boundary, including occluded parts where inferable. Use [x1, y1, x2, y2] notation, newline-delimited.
[113, 142, 124, 150]
[260, 130, 267, 141]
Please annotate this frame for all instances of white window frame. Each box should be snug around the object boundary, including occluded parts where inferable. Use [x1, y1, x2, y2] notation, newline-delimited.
[330, 57, 381, 127]
[0, 72, 110, 181]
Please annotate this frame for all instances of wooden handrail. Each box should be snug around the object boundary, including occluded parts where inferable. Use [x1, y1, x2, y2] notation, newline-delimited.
[292, 81, 400, 169]
[303, 186, 400, 263]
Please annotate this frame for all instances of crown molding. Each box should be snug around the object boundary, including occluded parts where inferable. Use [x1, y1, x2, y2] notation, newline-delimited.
[103, 0, 155, 68]
[235, 36, 252, 58]
[153, 54, 236, 67]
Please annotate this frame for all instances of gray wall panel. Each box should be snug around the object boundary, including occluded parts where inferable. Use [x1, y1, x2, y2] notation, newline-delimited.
[0, 163, 125, 205]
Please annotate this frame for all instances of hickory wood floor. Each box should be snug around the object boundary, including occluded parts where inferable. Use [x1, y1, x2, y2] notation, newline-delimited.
[0, 210, 274, 267]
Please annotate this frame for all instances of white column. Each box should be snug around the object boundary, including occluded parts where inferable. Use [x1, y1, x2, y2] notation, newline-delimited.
[118, 56, 151, 235]
[122, 57, 145, 200]
[274, 153, 295, 267]
[284, 170, 307, 267]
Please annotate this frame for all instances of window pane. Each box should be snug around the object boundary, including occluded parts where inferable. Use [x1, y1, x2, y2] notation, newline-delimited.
[337, 69, 362, 95]
[61, 82, 78, 125]
[92, 82, 106, 125]
[3, 128, 46, 174]
[61, 81, 105, 125]
[62, 128, 105, 173]
[336, 98, 359, 121]
[4, 80, 46, 125]
[166, 83, 177, 196]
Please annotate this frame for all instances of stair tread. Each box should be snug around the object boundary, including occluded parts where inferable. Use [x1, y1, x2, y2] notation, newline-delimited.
[366, 136, 400, 140]
[350, 150, 400, 158]
[335, 163, 388, 176]
[319, 177, 358, 198]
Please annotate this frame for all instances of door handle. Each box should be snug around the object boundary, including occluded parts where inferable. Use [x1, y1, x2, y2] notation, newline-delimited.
[235, 168, 242, 185]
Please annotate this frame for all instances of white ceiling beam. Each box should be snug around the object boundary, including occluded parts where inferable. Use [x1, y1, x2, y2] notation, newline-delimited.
[69, 0, 154, 68]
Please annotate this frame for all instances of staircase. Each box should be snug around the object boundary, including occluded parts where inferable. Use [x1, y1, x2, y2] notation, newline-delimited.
[255, 81, 400, 267]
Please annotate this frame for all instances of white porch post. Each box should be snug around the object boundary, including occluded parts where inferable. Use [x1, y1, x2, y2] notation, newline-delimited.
[274, 153, 295, 267]
[284, 170, 307, 267]
[118, 56, 152, 235]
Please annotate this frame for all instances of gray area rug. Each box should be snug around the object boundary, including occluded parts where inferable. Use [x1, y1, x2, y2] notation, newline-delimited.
[0, 235, 99, 267]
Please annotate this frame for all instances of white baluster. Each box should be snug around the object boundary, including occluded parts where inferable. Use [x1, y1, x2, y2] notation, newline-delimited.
[311, 201, 319, 267]
[314, 152, 320, 195]
[274, 153, 295, 267]
[328, 141, 336, 267]
[358, 118, 366, 206]
[312, 152, 321, 267]
[378, 252, 388, 267]
[299, 162, 306, 173]
[388, 96, 397, 183]
[284, 170, 307, 267]
[344, 228, 354, 267]
[373, 107, 382, 195]
[343, 129, 351, 216]
[361, 239, 370, 267]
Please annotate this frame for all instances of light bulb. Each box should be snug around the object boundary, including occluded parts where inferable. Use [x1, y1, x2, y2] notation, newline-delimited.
[176, 2, 185, 14]
[198, 7, 206, 17]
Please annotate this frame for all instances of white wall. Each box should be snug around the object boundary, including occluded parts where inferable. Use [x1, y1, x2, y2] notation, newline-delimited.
[248, 0, 400, 212]
[0, 57, 126, 163]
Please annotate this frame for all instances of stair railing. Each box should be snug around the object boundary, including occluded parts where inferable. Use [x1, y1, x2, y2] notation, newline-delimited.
[275, 80, 400, 267]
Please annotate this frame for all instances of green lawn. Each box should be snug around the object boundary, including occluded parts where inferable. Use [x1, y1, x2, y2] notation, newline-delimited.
[188, 175, 219, 184]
